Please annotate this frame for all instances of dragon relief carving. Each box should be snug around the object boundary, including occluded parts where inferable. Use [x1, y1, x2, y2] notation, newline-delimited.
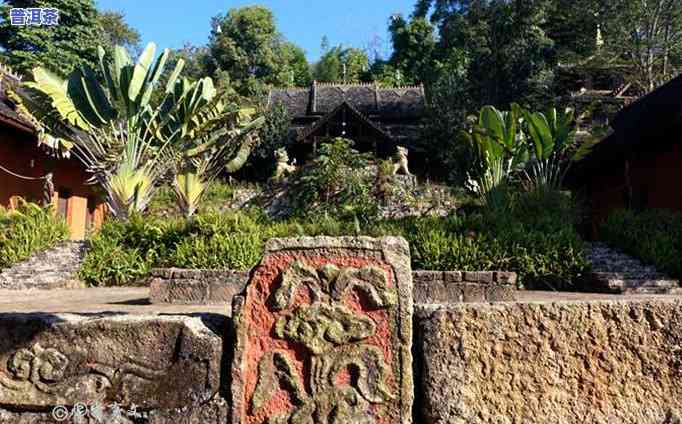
[0, 343, 167, 401]
[252, 261, 397, 424]
[0, 343, 69, 393]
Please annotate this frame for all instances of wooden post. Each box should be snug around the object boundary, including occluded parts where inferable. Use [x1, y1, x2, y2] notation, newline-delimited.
[66, 196, 88, 240]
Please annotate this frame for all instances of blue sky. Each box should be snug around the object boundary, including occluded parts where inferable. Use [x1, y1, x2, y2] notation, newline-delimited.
[95, 0, 416, 61]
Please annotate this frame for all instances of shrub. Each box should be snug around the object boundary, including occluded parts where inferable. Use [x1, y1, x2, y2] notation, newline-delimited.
[80, 202, 588, 289]
[146, 181, 237, 217]
[164, 212, 265, 270]
[290, 138, 379, 223]
[601, 209, 682, 279]
[0, 201, 68, 269]
[79, 235, 151, 287]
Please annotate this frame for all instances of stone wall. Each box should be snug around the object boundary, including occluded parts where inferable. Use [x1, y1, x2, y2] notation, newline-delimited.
[415, 300, 682, 423]
[2, 299, 682, 423]
[149, 268, 249, 305]
[412, 270, 517, 304]
[150, 269, 517, 305]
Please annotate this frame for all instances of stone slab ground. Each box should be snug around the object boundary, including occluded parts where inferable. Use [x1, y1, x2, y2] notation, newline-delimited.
[1, 287, 678, 315]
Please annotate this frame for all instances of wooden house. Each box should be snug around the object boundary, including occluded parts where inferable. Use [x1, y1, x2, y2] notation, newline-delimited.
[268, 81, 425, 161]
[570, 74, 682, 235]
[0, 68, 105, 240]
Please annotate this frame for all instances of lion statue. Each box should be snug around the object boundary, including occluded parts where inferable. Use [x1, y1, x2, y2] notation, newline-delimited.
[392, 146, 411, 176]
[273, 148, 297, 180]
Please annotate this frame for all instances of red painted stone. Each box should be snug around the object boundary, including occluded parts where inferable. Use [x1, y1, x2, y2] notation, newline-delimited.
[231, 237, 414, 424]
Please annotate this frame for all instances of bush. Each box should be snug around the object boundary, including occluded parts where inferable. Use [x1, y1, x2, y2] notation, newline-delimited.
[290, 138, 379, 223]
[0, 201, 68, 269]
[601, 209, 682, 279]
[146, 181, 238, 217]
[81, 198, 588, 289]
[79, 235, 151, 287]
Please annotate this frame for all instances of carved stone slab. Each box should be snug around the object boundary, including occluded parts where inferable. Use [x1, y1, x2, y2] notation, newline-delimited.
[0, 314, 223, 409]
[231, 236, 414, 424]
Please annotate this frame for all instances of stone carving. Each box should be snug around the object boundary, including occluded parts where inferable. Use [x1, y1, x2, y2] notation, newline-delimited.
[231, 236, 414, 424]
[0, 344, 68, 393]
[0, 342, 167, 404]
[274, 148, 297, 180]
[248, 261, 396, 423]
[392, 146, 411, 176]
[0, 315, 222, 410]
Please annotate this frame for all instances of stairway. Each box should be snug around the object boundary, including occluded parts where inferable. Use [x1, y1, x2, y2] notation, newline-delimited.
[585, 242, 681, 295]
[0, 241, 88, 290]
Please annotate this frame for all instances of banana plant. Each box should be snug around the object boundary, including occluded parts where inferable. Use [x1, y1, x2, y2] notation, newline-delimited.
[461, 104, 528, 208]
[165, 80, 264, 218]
[18, 42, 263, 220]
[522, 107, 581, 193]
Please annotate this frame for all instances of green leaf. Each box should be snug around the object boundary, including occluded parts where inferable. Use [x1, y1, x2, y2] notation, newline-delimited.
[80, 66, 117, 123]
[165, 59, 185, 94]
[27, 67, 89, 129]
[128, 42, 156, 102]
[525, 112, 553, 160]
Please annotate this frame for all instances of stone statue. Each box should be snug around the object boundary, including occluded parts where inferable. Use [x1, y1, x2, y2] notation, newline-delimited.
[392, 146, 411, 176]
[273, 148, 297, 180]
[42, 173, 54, 207]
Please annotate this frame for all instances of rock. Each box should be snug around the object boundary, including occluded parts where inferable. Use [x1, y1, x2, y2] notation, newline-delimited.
[415, 300, 682, 423]
[0, 314, 223, 411]
[231, 236, 414, 424]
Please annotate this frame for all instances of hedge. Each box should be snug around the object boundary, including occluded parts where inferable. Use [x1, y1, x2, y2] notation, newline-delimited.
[0, 201, 69, 269]
[601, 209, 682, 279]
[80, 204, 588, 290]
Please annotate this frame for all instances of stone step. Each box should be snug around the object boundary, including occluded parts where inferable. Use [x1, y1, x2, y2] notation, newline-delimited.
[595, 278, 679, 292]
[0, 241, 88, 290]
[622, 287, 680, 295]
[592, 271, 671, 281]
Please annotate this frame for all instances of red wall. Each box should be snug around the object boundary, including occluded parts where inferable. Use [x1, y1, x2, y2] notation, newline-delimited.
[0, 126, 105, 239]
[587, 142, 682, 234]
[0, 128, 97, 204]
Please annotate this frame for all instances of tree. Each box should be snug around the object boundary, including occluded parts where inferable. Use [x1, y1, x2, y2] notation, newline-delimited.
[398, 0, 557, 108]
[313, 46, 370, 83]
[98, 10, 141, 56]
[387, 14, 438, 85]
[277, 42, 313, 87]
[605, 0, 682, 92]
[208, 6, 311, 95]
[0, 0, 104, 77]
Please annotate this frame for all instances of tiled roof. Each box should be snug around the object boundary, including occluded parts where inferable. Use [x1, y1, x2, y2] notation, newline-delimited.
[0, 68, 34, 133]
[268, 81, 426, 120]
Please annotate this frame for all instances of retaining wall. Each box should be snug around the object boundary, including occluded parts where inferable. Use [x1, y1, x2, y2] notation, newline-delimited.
[416, 299, 682, 423]
[150, 268, 518, 305]
[2, 299, 682, 422]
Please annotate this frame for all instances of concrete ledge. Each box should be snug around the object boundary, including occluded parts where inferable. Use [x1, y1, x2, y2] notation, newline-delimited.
[415, 299, 682, 423]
